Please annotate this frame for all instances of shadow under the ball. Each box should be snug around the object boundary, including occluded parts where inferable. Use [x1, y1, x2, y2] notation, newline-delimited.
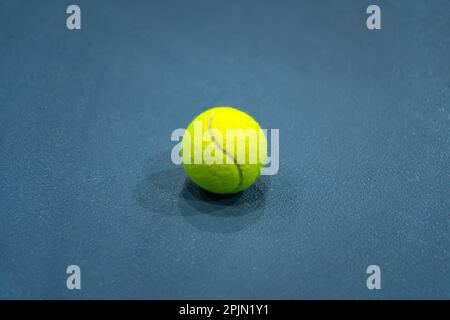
[133, 150, 269, 232]
[178, 178, 268, 233]
[133, 167, 184, 215]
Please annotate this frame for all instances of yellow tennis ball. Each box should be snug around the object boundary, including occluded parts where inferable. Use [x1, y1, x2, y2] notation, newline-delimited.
[181, 107, 267, 194]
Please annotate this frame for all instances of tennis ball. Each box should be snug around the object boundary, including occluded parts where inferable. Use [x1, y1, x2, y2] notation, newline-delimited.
[181, 107, 267, 194]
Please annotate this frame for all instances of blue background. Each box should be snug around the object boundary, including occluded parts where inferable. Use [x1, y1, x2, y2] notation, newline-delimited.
[0, 0, 449, 299]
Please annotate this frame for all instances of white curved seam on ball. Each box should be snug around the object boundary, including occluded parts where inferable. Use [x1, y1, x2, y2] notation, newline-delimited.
[207, 113, 243, 191]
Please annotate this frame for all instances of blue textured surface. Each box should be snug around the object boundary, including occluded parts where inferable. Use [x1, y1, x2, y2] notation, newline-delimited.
[0, 0, 449, 299]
